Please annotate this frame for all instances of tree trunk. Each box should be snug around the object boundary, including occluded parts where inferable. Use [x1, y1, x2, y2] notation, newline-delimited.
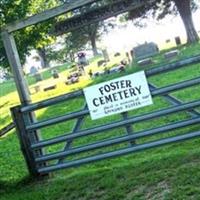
[174, 0, 199, 43]
[90, 35, 98, 56]
[37, 48, 50, 68]
[69, 51, 75, 62]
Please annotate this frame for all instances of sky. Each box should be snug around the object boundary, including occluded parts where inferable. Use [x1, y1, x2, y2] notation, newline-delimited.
[102, 9, 200, 53]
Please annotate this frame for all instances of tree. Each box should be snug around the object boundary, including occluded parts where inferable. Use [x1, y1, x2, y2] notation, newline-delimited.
[128, 0, 199, 43]
[173, 0, 199, 43]
[81, 23, 102, 56]
[0, 0, 59, 69]
[64, 30, 89, 62]
[0, 0, 30, 69]
[55, 0, 108, 57]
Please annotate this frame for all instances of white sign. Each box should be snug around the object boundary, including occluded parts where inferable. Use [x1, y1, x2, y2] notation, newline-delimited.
[84, 71, 153, 120]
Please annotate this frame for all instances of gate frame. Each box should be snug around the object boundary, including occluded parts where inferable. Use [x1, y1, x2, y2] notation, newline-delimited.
[1, 0, 153, 177]
[10, 55, 200, 176]
[1, 0, 200, 177]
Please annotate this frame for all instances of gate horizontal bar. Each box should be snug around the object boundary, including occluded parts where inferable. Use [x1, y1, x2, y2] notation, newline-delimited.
[146, 54, 200, 77]
[26, 108, 88, 131]
[31, 100, 200, 149]
[151, 77, 200, 96]
[27, 77, 200, 131]
[37, 130, 200, 174]
[148, 83, 200, 117]
[21, 55, 200, 113]
[35, 117, 200, 163]
[21, 90, 83, 113]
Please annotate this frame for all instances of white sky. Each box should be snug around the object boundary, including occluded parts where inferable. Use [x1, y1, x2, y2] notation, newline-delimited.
[102, 9, 200, 52]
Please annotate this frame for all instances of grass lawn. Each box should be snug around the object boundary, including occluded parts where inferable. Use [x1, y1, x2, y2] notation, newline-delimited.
[0, 42, 200, 200]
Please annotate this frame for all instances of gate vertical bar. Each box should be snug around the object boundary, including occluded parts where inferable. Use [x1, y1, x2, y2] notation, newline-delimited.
[57, 104, 87, 164]
[122, 112, 135, 146]
[1, 30, 47, 177]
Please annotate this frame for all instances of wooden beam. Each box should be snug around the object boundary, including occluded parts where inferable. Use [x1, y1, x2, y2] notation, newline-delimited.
[2, 0, 99, 33]
[53, 0, 151, 35]
[1, 31, 31, 105]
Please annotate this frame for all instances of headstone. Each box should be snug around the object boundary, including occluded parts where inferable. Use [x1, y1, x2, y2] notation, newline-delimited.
[34, 73, 43, 82]
[65, 76, 79, 85]
[97, 60, 106, 67]
[77, 52, 88, 66]
[30, 66, 38, 75]
[51, 69, 59, 79]
[34, 85, 40, 93]
[109, 65, 125, 74]
[132, 42, 159, 60]
[175, 36, 181, 46]
[114, 52, 121, 57]
[43, 85, 56, 91]
[92, 71, 105, 78]
[164, 50, 180, 59]
[137, 58, 153, 66]
[102, 49, 110, 61]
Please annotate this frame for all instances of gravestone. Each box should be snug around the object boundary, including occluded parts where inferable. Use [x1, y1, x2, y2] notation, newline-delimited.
[30, 66, 38, 75]
[164, 50, 180, 60]
[102, 49, 110, 61]
[77, 52, 88, 66]
[51, 69, 59, 79]
[175, 36, 181, 45]
[114, 52, 121, 57]
[30, 66, 42, 82]
[97, 60, 106, 67]
[132, 42, 159, 60]
[33, 85, 40, 93]
[43, 84, 56, 91]
[137, 58, 153, 66]
[34, 73, 43, 82]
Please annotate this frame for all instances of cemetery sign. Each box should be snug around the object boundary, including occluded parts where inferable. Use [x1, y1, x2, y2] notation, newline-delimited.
[84, 71, 153, 120]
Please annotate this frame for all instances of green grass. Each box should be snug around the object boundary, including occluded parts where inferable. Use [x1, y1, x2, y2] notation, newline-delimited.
[0, 42, 200, 200]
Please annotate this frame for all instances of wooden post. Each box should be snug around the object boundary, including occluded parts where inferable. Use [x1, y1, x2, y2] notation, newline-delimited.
[1, 31, 48, 177]
[1, 31, 31, 105]
[11, 106, 39, 176]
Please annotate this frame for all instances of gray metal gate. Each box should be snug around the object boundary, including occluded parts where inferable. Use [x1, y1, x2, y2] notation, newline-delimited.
[11, 55, 200, 177]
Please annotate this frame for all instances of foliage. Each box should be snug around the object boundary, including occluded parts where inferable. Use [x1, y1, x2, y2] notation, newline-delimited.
[0, 0, 59, 69]
[128, 0, 199, 43]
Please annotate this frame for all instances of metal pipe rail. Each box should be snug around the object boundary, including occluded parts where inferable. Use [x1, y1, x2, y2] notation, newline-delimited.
[26, 77, 200, 131]
[35, 117, 200, 163]
[148, 83, 200, 117]
[31, 99, 200, 149]
[37, 130, 200, 174]
[21, 55, 200, 113]
[21, 90, 83, 113]
[146, 54, 200, 77]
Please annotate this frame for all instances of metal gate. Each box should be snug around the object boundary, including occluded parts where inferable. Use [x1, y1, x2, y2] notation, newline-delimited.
[11, 55, 200, 177]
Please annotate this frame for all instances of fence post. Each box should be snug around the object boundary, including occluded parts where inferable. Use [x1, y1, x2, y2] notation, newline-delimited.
[11, 106, 47, 177]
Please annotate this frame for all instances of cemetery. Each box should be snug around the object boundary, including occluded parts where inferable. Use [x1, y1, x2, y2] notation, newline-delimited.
[0, 0, 200, 200]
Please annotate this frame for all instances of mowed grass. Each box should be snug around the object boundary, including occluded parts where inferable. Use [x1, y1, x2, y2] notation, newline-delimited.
[0, 42, 200, 200]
